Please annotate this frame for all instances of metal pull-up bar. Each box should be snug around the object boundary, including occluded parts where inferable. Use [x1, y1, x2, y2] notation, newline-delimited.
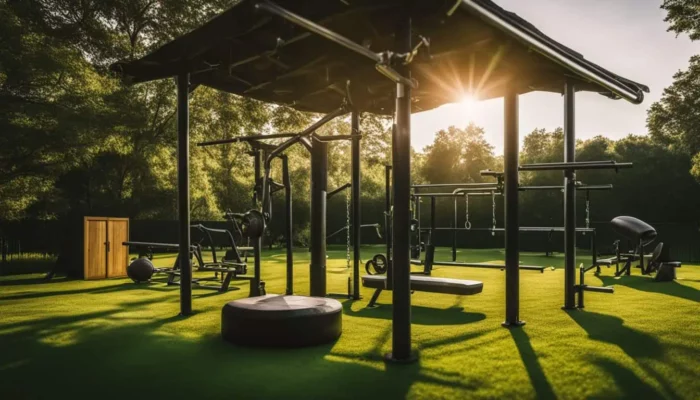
[313, 134, 363, 143]
[254, 0, 415, 88]
[197, 132, 299, 147]
[519, 161, 633, 171]
[260, 105, 349, 222]
[327, 183, 351, 199]
[413, 182, 498, 190]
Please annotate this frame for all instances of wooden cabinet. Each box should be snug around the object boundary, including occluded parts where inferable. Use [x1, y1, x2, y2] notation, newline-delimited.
[83, 217, 129, 280]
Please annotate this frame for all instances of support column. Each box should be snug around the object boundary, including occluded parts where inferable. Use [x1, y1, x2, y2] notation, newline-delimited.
[310, 140, 328, 297]
[564, 80, 577, 309]
[388, 4, 415, 363]
[385, 165, 393, 290]
[177, 73, 192, 315]
[351, 111, 362, 300]
[282, 155, 294, 295]
[253, 149, 262, 207]
[502, 86, 524, 327]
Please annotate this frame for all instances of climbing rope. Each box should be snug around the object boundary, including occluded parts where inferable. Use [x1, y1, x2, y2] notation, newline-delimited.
[464, 194, 471, 229]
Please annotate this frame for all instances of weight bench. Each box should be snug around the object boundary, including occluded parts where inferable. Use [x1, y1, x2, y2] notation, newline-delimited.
[361, 275, 483, 307]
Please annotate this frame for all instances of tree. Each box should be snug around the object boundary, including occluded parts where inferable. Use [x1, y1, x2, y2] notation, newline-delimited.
[647, 56, 700, 179]
[420, 123, 496, 184]
[662, 0, 700, 40]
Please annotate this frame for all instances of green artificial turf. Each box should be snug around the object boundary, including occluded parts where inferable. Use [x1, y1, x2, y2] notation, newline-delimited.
[1, 246, 698, 399]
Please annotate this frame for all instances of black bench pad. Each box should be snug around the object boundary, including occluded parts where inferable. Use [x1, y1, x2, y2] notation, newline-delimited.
[222, 295, 342, 347]
[362, 275, 483, 296]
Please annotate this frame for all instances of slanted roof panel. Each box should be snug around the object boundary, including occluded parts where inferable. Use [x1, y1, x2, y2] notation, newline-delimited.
[111, 0, 648, 114]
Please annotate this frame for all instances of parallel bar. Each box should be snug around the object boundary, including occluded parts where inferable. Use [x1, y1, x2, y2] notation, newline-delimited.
[351, 111, 362, 300]
[389, 6, 414, 362]
[177, 73, 192, 316]
[564, 80, 577, 309]
[197, 132, 298, 147]
[503, 85, 524, 327]
[310, 139, 328, 297]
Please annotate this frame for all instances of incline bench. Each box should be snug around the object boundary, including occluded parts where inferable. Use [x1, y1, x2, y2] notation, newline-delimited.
[362, 275, 483, 307]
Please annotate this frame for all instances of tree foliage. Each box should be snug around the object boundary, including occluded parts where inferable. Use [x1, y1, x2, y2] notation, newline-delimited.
[662, 0, 700, 40]
[647, 56, 700, 179]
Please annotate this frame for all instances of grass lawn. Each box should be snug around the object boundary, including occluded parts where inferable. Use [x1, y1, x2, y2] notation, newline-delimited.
[1, 246, 698, 399]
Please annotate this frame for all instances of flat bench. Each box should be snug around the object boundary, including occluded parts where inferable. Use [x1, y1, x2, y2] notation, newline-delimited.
[361, 275, 483, 307]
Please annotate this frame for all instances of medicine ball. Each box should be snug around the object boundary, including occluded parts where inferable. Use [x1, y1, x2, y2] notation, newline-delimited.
[127, 257, 155, 283]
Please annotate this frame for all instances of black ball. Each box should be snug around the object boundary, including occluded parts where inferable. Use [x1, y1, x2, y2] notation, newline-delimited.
[127, 257, 155, 283]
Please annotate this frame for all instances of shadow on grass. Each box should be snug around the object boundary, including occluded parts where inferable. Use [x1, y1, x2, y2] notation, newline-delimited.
[0, 281, 176, 301]
[343, 301, 486, 326]
[0, 275, 73, 286]
[568, 310, 686, 399]
[568, 310, 662, 358]
[510, 329, 556, 400]
[0, 298, 480, 399]
[591, 358, 666, 399]
[599, 275, 699, 303]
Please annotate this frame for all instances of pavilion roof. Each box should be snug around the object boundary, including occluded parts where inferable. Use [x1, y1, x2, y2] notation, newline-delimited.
[111, 0, 649, 115]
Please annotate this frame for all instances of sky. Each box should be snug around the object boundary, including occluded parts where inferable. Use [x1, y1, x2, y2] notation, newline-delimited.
[411, 0, 699, 154]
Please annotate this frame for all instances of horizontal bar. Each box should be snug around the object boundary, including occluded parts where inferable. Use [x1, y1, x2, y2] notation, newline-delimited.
[480, 170, 503, 177]
[413, 182, 498, 189]
[519, 161, 633, 171]
[578, 285, 614, 294]
[431, 261, 546, 272]
[327, 183, 351, 198]
[197, 132, 298, 147]
[265, 106, 348, 168]
[314, 134, 362, 142]
[123, 241, 194, 249]
[190, 224, 230, 234]
[459, 1, 644, 104]
[413, 193, 467, 198]
[419, 227, 596, 232]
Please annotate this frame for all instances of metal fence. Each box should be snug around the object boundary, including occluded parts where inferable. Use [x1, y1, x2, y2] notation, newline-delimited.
[1, 218, 699, 264]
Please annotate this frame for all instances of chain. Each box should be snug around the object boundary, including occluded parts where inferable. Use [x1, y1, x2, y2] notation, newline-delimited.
[585, 198, 590, 229]
[464, 194, 471, 229]
[346, 187, 351, 270]
[491, 190, 497, 237]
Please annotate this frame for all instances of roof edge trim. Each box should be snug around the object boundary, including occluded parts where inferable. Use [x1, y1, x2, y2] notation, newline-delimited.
[459, 0, 645, 104]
